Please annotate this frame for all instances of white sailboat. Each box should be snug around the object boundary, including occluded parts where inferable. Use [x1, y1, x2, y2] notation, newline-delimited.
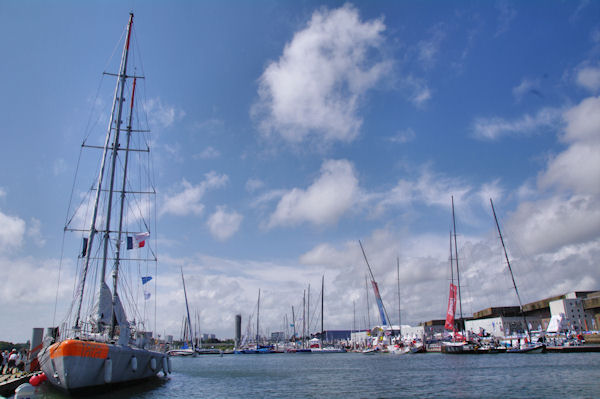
[37, 13, 170, 393]
[168, 268, 196, 357]
[441, 196, 477, 354]
[490, 199, 545, 354]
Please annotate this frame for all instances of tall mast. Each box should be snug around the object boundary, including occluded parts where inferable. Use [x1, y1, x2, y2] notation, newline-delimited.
[256, 289, 260, 346]
[181, 267, 194, 349]
[110, 76, 137, 338]
[307, 284, 311, 338]
[490, 198, 531, 337]
[302, 290, 306, 347]
[74, 13, 134, 329]
[397, 257, 401, 337]
[449, 230, 454, 284]
[353, 300, 356, 332]
[291, 306, 296, 341]
[321, 275, 324, 340]
[365, 275, 371, 328]
[359, 240, 392, 328]
[451, 196, 464, 329]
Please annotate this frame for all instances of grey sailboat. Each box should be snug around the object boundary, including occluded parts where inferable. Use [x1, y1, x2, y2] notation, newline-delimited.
[37, 13, 170, 393]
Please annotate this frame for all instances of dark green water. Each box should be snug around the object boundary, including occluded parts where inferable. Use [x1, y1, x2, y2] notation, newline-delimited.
[39, 352, 600, 398]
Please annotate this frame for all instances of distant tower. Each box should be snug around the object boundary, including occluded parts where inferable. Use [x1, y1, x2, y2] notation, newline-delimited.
[235, 314, 242, 348]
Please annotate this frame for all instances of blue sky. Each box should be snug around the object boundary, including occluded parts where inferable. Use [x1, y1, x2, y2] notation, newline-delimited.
[1, 1, 599, 342]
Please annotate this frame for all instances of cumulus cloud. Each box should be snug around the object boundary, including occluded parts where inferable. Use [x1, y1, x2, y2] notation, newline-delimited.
[245, 178, 265, 193]
[268, 159, 358, 228]
[576, 65, 600, 92]
[561, 96, 600, 144]
[512, 77, 542, 102]
[507, 195, 600, 255]
[507, 96, 600, 255]
[160, 172, 228, 217]
[417, 26, 446, 69]
[402, 76, 432, 107]
[373, 167, 472, 214]
[387, 128, 416, 144]
[495, 1, 517, 37]
[194, 146, 221, 160]
[538, 97, 600, 195]
[144, 98, 185, 128]
[253, 4, 391, 144]
[0, 210, 26, 252]
[207, 206, 243, 241]
[0, 256, 75, 341]
[472, 107, 562, 140]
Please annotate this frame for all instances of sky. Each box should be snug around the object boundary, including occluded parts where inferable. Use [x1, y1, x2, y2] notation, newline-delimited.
[1, 0, 599, 343]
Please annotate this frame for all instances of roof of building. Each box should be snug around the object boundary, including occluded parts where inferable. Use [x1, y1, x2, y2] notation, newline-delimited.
[472, 306, 522, 319]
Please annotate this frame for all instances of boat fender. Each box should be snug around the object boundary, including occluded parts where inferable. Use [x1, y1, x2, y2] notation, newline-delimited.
[14, 382, 39, 399]
[167, 356, 172, 373]
[150, 357, 157, 371]
[104, 358, 112, 384]
[29, 374, 41, 386]
[131, 356, 138, 372]
[162, 357, 168, 376]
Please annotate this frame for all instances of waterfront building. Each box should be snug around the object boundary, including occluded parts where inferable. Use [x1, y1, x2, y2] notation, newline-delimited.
[462, 291, 600, 337]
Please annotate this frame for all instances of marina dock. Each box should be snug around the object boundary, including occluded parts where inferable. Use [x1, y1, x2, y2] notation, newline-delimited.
[0, 373, 34, 397]
[545, 345, 600, 353]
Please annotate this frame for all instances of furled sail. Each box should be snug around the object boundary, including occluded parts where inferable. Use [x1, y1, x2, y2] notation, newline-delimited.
[90, 282, 128, 333]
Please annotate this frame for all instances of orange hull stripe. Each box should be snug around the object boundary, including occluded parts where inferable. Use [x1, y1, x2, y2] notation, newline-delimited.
[49, 340, 109, 360]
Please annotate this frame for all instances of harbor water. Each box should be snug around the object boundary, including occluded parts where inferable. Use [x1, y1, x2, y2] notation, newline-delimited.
[35, 352, 600, 398]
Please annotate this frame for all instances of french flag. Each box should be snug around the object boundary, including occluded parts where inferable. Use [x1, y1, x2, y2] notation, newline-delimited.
[127, 232, 150, 250]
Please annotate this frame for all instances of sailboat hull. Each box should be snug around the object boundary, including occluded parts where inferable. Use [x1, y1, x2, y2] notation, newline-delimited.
[38, 339, 168, 393]
[441, 341, 477, 354]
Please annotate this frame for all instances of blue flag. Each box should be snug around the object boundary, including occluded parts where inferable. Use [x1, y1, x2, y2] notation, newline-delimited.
[142, 276, 152, 285]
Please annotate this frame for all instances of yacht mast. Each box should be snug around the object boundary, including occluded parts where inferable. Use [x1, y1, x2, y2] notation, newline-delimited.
[490, 198, 531, 337]
[74, 13, 134, 329]
[256, 289, 260, 346]
[396, 257, 401, 337]
[181, 268, 194, 349]
[451, 196, 464, 330]
[321, 275, 324, 341]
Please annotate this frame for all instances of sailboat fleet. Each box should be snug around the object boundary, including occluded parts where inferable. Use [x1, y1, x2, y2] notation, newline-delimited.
[21, 9, 572, 399]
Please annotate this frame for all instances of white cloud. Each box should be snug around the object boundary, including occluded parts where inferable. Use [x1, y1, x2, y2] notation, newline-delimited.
[144, 98, 185, 128]
[417, 26, 446, 69]
[539, 143, 600, 195]
[512, 77, 542, 102]
[0, 188, 6, 198]
[561, 95, 600, 144]
[268, 159, 358, 228]
[160, 172, 228, 217]
[245, 178, 265, 193]
[576, 66, 600, 92]
[507, 195, 600, 255]
[374, 167, 472, 213]
[507, 96, 600, 255]
[538, 97, 600, 195]
[194, 146, 221, 160]
[0, 256, 75, 341]
[403, 76, 432, 107]
[472, 107, 561, 140]
[27, 217, 46, 247]
[387, 128, 416, 144]
[0, 210, 26, 252]
[495, 1, 517, 37]
[207, 206, 243, 241]
[53, 158, 67, 176]
[253, 4, 391, 144]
